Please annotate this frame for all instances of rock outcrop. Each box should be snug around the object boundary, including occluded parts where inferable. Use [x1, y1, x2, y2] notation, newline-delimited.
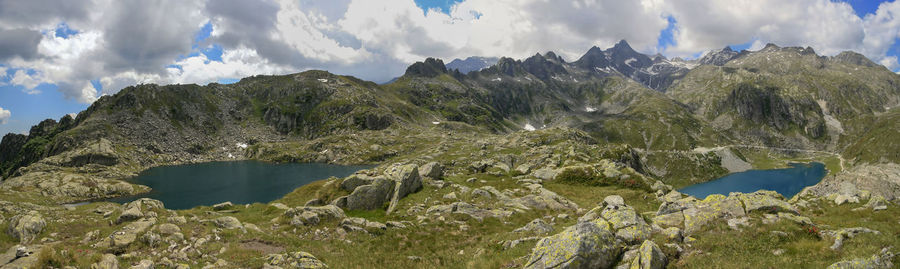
[264, 251, 328, 269]
[525, 219, 623, 269]
[340, 163, 423, 213]
[580, 195, 652, 244]
[7, 211, 46, 243]
[285, 205, 347, 226]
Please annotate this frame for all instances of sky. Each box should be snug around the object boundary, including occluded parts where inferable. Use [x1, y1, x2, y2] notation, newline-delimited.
[2, 0, 900, 135]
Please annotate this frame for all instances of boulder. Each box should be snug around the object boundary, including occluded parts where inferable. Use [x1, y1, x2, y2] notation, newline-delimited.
[264, 251, 328, 269]
[827, 247, 895, 269]
[386, 164, 423, 214]
[92, 253, 119, 269]
[514, 218, 554, 235]
[865, 196, 888, 211]
[157, 223, 181, 236]
[0, 244, 43, 268]
[603, 195, 625, 207]
[284, 205, 347, 226]
[419, 162, 444, 179]
[652, 212, 684, 228]
[524, 219, 623, 269]
[662, 227, 682, 242]
[630, 240, 667, 269]
[345, 177, 394, 210]
[130, 259, 154, 269]
[340, 174, 374, 192]
[736, 191, 797, 214]
[106, 218, 156, 249]
[214, 216, 243, 229]
[7, 211, 46, 243]
[117, 198, 164, 224]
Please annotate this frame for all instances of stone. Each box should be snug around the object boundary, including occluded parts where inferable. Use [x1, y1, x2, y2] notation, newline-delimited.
[834, 194, 859, 205]
[157, 223, 181, 235]
[340, 174, 373, 192]
[866, 195, 888, 211]
[345, 177, 394, 211]
[386, 221, 407, 229]
[106, 218, 156, 249]
[213, 201, 233, 210]
[603, 195, 625, 207]
[265, 251, 328, 268]
[443, 192, 457, 200]
[117, 199, 164, 224]
[141, 232, 161, 248]
[773, 249, 786, 256]
[214, 216, 243, 229]
[630, 240, 667, 269]
[727, 217, 751, 230]
[116, 207, 144, 224]
[130, 259, 153, 269]
[472, 188, 492, 199]
[514, 218, 554, 235]
[7, 211, 46, 243]
[652, 212, 684, 228]
[524, 220, 623, 269]
[532, 168, 560, 181]
[827, 247, 895, 269]
[419, 162, 444, 179]
[285, 205, 347, 226]
[736, 191, 797, 214]
[662, 227, 683, 242]
[92, 253, 119, 269]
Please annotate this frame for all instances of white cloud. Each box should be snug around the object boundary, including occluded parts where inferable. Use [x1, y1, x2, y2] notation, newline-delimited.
[2, 0, 900, 105]
[0, 107, 10, 124]
[10, 69, 42, 94]
[662, 0, 864, 57]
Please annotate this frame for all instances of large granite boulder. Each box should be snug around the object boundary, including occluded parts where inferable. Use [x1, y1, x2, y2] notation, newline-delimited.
[7, 211, 46, 243]
[419, 162, 444, 179]
[345, 177, 395, 211]
[630, 240, 667, 269]
[524, 219, 623, 269]
[386, 164, 423, 214]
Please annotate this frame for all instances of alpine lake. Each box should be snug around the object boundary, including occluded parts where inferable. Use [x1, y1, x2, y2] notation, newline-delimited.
[679, 162, 828, 199]
[108, 161, 372, 209]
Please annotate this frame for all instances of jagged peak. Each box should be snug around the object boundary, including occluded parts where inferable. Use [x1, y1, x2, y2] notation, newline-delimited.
[832, 51, 878, 67]
[544, 51, 564, 63]
[614, 39, 632, 48]
[404, 57, 448, 77]
[611, 40, 637, 53]
[721, 46, 734, 52]
[761, 43, 780, 51]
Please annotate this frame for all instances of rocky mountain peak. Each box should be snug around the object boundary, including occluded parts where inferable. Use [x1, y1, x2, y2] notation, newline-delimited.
[612, 40, 635, 53]
[832, 51, 878, 67]
[446, 56, 499, 74]
[404, 58, 448, 77]
[544, 51, 565, 63]
[699, 46, 740, 66]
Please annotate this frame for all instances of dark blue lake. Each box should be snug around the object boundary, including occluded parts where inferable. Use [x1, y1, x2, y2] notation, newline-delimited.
[678, 162, 827, 199]
[108, 161, 372, 209]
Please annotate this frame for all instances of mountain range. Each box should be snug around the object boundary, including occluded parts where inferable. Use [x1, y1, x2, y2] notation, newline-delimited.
[3, 40, 898, 185]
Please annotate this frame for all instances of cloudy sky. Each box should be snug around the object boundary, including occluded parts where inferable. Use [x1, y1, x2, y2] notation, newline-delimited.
[1, 0, 899, 135]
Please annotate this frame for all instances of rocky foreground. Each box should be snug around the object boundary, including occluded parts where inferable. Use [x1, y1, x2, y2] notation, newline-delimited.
[0, 128, 897, 268]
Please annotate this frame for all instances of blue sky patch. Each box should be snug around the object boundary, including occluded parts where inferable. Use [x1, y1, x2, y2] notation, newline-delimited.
[54, 22, 79, 38]
[413, 0, 463, 15]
